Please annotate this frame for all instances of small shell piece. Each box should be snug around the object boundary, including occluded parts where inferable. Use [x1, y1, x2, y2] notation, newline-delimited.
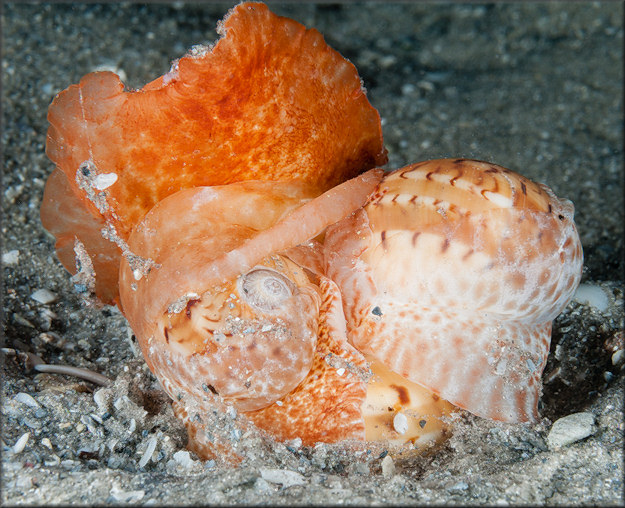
[325, 159, 584, 423]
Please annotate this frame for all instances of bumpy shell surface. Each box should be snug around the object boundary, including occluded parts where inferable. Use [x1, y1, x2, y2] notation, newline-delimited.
[325, 159, 583, 423]
[41, 2, 386, 305]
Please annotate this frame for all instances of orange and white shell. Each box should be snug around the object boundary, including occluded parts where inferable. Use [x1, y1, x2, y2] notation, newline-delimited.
[118, 172, 382, 457]
[38, 0, 585, 461]
[324, 158, 584, 423]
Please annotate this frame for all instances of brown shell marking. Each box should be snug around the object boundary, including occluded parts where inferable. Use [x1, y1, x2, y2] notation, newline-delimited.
[246, 276, 368, 445]
[325, 158, 584, 423]
[116, 171, 382, 456]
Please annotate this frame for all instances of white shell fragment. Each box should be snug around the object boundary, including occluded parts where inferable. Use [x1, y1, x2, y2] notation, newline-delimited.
[90, 64, 128, 84]
[92, 172, 118, 190]
[260, 468, 307, 488]
[138, 436, 158, 468]
[13, 432, 30, 454]
[392, 412, 409, 435]
[93, 388, 110, 412]
[30, 288, 57, 304]
[381, 455, 396, 478]
[2, 250, 20, 265]
[572, 284, 610, 313]
[14, 392, 40, 408]
[173, 450, 196, 468]
[547, 412, 597, 450]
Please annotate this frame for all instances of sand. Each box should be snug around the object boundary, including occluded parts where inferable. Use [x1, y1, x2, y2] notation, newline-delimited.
[2, 2, 623, 505]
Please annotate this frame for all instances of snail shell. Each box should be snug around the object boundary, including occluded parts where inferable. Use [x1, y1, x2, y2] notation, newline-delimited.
[324, 158, 584, 423]
[118, 172, 382, 453]
[154, 259, 319, 412]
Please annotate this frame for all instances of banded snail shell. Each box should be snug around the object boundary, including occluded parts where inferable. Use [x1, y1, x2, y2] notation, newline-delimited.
[117, 171, 383, 454]
[324, 158, 583, 423]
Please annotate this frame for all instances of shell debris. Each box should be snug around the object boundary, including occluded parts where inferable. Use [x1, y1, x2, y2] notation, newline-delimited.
[30, 288, 57, 304]
[138, 435, 158, 468]
[572, 284, 610, 313]
[2, 249, 19, 265]
[392, 412, 409, 435]
[172, 450, 196, 468]
[260, 468, 307, 488]
[381, 455, 396, 478]
[13, 432, 30, 454]
[92, 172, 118, 191]
[14, 392, 40, 408]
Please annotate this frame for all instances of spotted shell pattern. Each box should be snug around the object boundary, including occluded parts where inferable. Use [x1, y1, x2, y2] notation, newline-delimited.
[324, 159, 583, 423]
[152, 255, 320, 412]
[39, 0, 585, 458]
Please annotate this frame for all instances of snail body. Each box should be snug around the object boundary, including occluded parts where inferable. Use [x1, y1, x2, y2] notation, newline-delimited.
[325, 158, 583, 423]
[39, 1, 585, 463]
[40, 1, 385, 305]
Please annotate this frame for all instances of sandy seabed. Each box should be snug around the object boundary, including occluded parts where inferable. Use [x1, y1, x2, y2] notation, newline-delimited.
[2, 2, 623, 505]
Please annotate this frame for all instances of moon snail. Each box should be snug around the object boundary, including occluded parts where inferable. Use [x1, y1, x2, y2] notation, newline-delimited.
[38, 1, 584, 462]
[324, 158, 583, 428]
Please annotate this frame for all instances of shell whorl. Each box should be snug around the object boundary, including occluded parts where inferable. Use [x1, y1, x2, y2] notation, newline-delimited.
[360, 159, 582, 323]
[325, 158, 584, 423]
[150, 255, 320, 412]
